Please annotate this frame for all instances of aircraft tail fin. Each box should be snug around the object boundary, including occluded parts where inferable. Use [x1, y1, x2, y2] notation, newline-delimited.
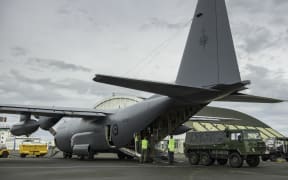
[176, 0, 241, 87]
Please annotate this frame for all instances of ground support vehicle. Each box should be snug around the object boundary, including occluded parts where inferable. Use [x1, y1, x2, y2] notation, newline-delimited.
[19, 143, 48, 158]
[184, 129, 266, 168]
[262, 137, 288, 162]
[0, 144, 9, 158]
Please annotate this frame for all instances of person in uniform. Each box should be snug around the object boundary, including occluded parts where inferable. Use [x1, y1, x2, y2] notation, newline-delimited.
[168, 135, 175, 164]
[134, 132, 140, 153]
[140, 136, 148, 163]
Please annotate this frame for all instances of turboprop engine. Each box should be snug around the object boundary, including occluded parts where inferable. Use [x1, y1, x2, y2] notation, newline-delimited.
[38, 116, 62, 130]
[10, 114, 40, 136]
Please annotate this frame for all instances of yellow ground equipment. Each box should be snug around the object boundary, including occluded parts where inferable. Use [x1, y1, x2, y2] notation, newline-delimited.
[19, 142, 48, 158]
[0, 144, 9, 158]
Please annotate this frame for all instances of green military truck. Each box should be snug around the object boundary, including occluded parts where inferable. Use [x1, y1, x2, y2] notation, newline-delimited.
[184, 129, 266, 168]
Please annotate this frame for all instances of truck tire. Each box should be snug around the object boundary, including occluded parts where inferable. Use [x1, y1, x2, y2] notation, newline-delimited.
[20, 154, 26, 158]
[269, 154, 277, 162]
[246, 155, 260, 167]
[188, 152, 200, 165]
[229, 152, 243, 168]
[217, 159, 228, 165]
[200, 152, 213, 166]
[261, 155, 269, 161]
[2, 151, 9, 158]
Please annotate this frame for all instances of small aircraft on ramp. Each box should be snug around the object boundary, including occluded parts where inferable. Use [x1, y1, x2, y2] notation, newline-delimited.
[0, 0, 283, 159]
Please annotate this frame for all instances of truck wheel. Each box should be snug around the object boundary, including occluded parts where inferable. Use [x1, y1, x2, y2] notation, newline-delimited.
[246, 156, 260, 167]
[270, 154, 277, 162]
[2, 151, 9, 158]
[229, 152, 243, 168]
[188, 152, 200, 165]
[20, 154, 26, 158]
[200, 152, 213, 166]
[261, 155, 269, 161]
[217, 159, 228, 165]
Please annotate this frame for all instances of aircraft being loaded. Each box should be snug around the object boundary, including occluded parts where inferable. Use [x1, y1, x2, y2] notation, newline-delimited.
[0, 0, 284, 159]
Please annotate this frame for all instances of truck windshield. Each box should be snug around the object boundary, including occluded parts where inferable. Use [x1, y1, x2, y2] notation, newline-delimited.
[244, 132, 261, 140]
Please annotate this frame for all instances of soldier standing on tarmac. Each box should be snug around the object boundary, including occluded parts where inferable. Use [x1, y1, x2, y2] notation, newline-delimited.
[140, 136, 148, 163]
[134, 132, 140, 153]
[168, 135, 175, 165]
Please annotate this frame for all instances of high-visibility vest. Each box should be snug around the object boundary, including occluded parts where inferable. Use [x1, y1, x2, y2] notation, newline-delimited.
[141, 139, 148, 150]
[168, 138, 175, 152]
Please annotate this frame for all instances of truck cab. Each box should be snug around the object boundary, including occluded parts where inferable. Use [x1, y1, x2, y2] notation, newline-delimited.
[227, 129, 265, 155]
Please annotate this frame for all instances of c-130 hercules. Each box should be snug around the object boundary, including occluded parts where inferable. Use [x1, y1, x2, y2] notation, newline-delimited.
[0, 0, 283, 159]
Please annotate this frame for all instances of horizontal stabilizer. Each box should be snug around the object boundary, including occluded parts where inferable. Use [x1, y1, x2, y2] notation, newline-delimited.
[216, 93, 284, 103]
[93, 74, 217, 97]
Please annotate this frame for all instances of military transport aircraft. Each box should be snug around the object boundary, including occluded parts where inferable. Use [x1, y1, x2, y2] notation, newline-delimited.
[0, 0, 283, 159]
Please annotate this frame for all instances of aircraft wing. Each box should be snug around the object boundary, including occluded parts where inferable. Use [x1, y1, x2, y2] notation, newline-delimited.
[0, 104, 113, 118]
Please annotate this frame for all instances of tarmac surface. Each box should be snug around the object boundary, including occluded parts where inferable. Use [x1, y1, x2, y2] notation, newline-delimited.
[1, 154, 288, 180]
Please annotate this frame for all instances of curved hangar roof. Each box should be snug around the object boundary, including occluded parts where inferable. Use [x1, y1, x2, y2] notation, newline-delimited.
[94, 95, 143, 110]
[94, 96, 284, 139]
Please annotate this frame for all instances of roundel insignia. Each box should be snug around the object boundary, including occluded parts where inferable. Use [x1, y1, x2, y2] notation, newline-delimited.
[112, 124, 118, 136]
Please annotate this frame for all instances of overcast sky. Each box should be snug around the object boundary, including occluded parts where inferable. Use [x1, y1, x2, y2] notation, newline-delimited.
[0, 0, 287, 139]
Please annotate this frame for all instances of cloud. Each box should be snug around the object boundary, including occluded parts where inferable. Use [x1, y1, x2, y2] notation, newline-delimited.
[242, 27, 273, 53]
[0, 68, 145, 106]
[27, 58, 92, 72]
[10, 46, 28, 57]
[242, 64, 288, 99]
